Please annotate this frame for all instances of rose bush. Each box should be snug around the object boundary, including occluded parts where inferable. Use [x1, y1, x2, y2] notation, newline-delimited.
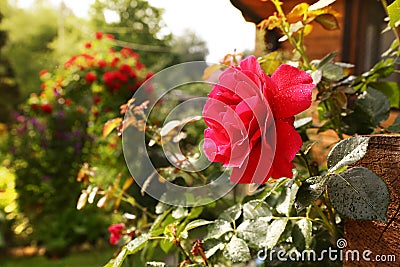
[203, 56, 315, 183]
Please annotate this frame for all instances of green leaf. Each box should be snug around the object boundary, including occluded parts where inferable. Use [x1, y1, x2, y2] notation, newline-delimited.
[237, 217, 271, 249]
[205, 242, 225, 258]
[315, 13, 340, 30]
[222, 236, 251, 263]
[388, 0, 400, 27]
[295, 175, 329, 211]
[276, 183, 299, 216]
[103, 248, 128, 267]
[327, 167, 390, 221]
[388, 115, 400, 133]
[160, 238, 173, 254]
[181, 219, 213, 239]
[343, 88, 390, 134]
[172, 207, 188, 219]
[327, 136, 370, 172]
[292, 218, 313, 250]
[242, 200, 272, 220]
[206, 220, 233, 240]
[126, 234, 150, 254]
[264, 218, 289, 249]
[219, 204, 242, 222]
[370, 81, 400, 108]
[294, 117, 312, 129]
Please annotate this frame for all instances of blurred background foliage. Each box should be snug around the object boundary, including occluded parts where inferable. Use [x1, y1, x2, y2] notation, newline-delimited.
[0, 0, 209, 258]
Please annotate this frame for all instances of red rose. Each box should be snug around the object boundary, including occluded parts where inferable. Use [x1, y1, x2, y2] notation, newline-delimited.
[85, 72, 97, 84]
[106, 34, 114, 40]
[203, 56, 314, 184]
[40, 103, 53, 114]
[65, 99, 72, 106]
[107, 223, 125, 245]
[97, 60, 107, 68]
[84, 42, 92, 49]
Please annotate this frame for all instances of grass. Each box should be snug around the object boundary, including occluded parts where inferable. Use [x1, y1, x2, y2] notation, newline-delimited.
[0, 247, 118, 267]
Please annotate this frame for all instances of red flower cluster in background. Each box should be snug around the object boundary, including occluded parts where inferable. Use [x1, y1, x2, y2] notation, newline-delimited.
[108, 223, 125, 245]
[33, 32, 153, 117]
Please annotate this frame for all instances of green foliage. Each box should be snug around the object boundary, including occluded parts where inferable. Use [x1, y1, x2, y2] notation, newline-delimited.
[1, 5, 59, 97]
[0, 10, 20, 124]
[89, 0, 172, 69]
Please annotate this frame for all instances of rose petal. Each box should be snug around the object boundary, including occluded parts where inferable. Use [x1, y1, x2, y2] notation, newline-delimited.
[230, 139, 274, 184]
[269, 119, 302, 178]
[270, 64, 314, 118]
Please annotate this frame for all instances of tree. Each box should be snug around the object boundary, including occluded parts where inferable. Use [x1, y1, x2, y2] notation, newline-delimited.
[1, 4, 59, 98]
[0, 10, 20, 124]
[89, 0, 172, 69]
[169, 29, 209, 63]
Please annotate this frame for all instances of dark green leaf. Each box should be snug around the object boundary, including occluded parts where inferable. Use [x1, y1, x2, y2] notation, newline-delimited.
[242, 200, 272, 220]
[205, 242, 225, 258]
[237, 217, 271, 249]
[347, 88, 390, 132]
[315, 13, 339, 30]
[219, 204, 242, 222]
[222, 236, 251, 263]
[370, 81, 399, 108]
[276, 183, 299, 216]
[387, 115, 400, 133]
[312, 52, 336, 68]
[327, 136, 370, 172]
[181, 219, 213, 238]
[292, 218, 313, 250]
[206, 220, 233, 240]
[327, 167, 390, 221]
[295, 175, 329, 211]
[265, 218, 289, 249]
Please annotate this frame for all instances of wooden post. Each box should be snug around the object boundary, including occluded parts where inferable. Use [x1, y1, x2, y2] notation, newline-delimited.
[344, 135, 400, 266]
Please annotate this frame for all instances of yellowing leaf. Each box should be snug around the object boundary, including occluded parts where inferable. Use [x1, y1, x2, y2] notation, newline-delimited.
[202, 64, 224, 80]
[287, 3, 309, 23]
[259, 51, 283, 75]
[122, 177, 134, 191]
[258, 15, 282, 30]
[103, 118, 122, 138]
[303, 24, 313, 36]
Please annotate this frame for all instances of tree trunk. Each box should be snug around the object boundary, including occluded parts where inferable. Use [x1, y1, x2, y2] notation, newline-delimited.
[344, 135, 400, 266]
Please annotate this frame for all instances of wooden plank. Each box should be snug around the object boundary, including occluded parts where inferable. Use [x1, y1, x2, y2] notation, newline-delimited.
[344, 135, 400, 266]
